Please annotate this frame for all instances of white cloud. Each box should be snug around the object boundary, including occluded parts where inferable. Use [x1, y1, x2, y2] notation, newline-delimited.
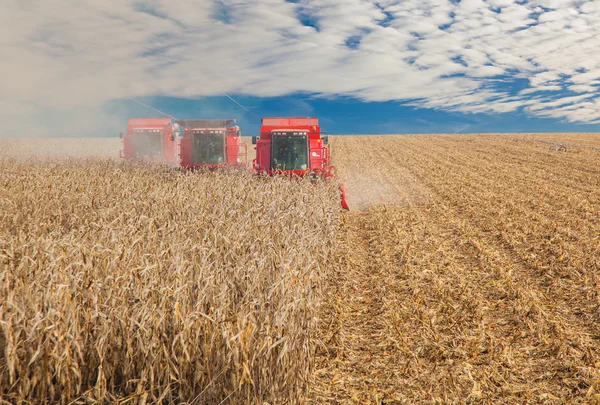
[487, 0, 514, 7]
[2, 0, 600, 135]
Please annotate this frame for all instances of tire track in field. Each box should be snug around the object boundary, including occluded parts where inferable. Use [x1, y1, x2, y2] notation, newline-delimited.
[306, 212, 404, 404]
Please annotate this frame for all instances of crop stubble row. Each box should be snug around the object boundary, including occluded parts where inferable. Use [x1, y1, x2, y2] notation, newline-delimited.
[309, 134, 600, 404]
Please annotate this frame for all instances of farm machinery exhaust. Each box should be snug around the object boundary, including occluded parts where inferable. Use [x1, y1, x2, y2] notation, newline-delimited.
[120, 116, 349, 210]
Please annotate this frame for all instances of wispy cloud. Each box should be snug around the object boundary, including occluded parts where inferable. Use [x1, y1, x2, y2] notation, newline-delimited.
[2, 0, 600, 135]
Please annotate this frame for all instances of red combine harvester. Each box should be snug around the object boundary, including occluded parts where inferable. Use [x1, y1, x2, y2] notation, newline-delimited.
[177, 119, 247, 170]
[252, 117, 349, 210]
[120, 118, 181, 164]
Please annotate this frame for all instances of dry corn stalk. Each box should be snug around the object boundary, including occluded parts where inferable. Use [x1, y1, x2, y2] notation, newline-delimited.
[0, 156, 340, 404]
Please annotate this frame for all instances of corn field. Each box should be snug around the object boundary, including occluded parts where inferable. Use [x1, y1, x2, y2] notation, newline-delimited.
[2, 134, 600, 404]
[0, 152, 339, 404]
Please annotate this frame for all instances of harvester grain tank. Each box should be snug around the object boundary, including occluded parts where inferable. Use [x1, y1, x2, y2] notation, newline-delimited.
[252, 117, 349, 210]
[177, 120, 247, 170]
[120, 118, 181, 163]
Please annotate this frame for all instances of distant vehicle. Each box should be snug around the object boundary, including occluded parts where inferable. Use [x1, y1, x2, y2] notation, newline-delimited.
[120, 118, 181, 164]
[177, 120, 247, 170]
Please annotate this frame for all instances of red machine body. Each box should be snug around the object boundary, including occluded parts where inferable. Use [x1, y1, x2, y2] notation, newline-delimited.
[120, 118, 180, 163]
[253, 117, 334, 178]
[253, 117, 349, 209]
[178, 120, 247, 170]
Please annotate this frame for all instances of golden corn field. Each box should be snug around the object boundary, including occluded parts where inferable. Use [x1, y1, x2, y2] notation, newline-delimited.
[2, 133, 600, 404]
[0, 147, 339, 404]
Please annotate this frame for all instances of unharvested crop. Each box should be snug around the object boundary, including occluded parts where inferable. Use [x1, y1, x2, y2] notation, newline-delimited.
[0, 156, 340, 404]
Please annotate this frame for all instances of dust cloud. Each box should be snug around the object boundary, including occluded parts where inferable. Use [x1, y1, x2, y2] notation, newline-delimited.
[331, 135, 432, 211]
[0, 100, 128, 160]
[0, 138, 121, 160]
[341, 171, 403, 210]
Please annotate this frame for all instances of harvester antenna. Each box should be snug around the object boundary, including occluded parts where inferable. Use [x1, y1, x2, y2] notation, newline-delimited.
[127, 98, 179, 120]
[130, 93, 255, 118]
[221, 92, 257, 116]
[454, 124, 471, 134]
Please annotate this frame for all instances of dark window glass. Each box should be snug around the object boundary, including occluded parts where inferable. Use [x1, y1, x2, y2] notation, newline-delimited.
[133, 130, 163, 158]
[271, 135, 308, 170]
[193, 133, 225, 164]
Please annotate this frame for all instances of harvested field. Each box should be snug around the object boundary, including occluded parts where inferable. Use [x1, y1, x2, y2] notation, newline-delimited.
[310, 134, 600, 404]
[2, 133, 600, 404]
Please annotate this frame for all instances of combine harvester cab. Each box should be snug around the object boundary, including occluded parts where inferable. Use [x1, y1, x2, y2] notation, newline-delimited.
[252, 117, 349, 210]
[120, 118, 181, 164]
[177, 120, 248, 170]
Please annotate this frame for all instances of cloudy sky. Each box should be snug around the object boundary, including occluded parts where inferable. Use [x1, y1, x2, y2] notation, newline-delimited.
[2, 0, 600, 135]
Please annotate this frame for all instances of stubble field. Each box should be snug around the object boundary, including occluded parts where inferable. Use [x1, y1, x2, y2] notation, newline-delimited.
[1, 133, 600, 404]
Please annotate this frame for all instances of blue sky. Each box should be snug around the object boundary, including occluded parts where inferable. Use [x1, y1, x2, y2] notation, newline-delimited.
[107, 94, 600, 136]
[2, 0, 600, 137]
